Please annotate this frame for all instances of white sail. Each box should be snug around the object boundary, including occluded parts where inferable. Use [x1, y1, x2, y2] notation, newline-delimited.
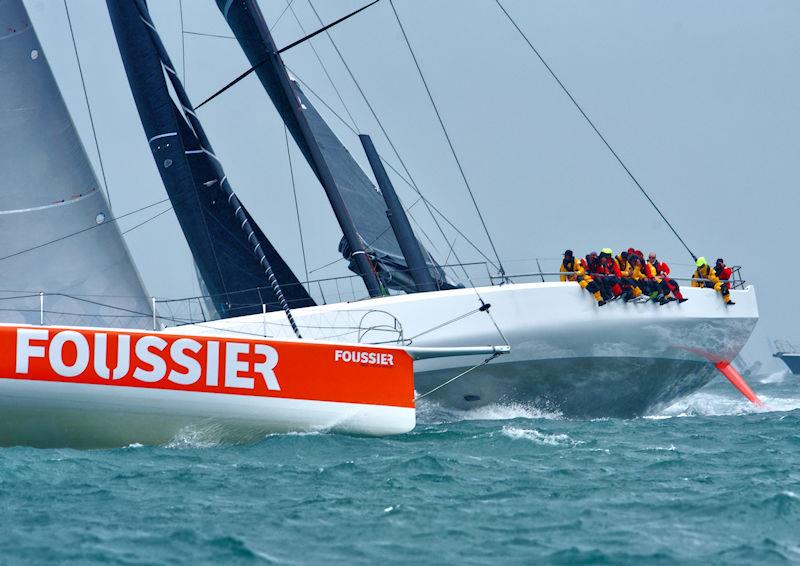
[0, 0, 151, 329]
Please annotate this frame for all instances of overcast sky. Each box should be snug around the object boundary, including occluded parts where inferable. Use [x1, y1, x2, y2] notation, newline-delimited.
[24, 0, 800, 366]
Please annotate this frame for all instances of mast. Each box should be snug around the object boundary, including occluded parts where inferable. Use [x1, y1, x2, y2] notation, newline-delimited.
[217, 0, 383, 298]
[359, 135, 438, 293]
[107, 0, 314, 325]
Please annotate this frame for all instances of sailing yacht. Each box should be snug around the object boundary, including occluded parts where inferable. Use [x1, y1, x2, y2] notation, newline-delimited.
[99, 0, 759, 418]
[0, 0, 757, 428]
[0, 0, 521, 447]
[773, 341, 800, 375]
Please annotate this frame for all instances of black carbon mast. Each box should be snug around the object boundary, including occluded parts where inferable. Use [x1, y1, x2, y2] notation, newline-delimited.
[214, 0, 452, 296]
[107, 0, 313, 332]
[360, 134, 437, 293]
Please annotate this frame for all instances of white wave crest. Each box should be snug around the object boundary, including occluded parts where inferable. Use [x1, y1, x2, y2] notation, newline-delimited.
[163, 424, 230, 449]
[759, 369, 791, 384]
[501, 425, 580, 446]
[416, 400, 562, 425]
[657, 391, 800, 418]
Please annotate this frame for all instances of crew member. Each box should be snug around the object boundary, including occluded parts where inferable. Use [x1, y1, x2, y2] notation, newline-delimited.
[692, 257, 734, 305]
[560, 250, 579, 282]
[578, 253, 606, 306]
[594, 249, 620, 300]
[715, 258, 733, 296]
[616, 253, 639, 302]
[648, 252, 687, 304]
[642, 254, 672, 304]
[616, 250, 629, 271]
[627, 255, 648, 299]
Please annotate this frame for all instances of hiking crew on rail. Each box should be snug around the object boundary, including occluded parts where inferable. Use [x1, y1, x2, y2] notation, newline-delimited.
[560, 249, 736, 307]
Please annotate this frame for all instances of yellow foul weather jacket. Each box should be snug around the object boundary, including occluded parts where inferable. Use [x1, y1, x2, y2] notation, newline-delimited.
[691, 264, 720, 288]
[560, 258, 580, 282]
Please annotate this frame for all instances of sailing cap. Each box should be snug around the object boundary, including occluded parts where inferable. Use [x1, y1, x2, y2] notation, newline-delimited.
[696, 257, 707, 267]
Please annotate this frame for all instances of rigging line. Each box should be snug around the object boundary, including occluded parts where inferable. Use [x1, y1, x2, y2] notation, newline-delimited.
[178, 0, 186, 84]
[288, 67, 499, 273]
[181, 5, 297, 41]
[388, 0, 508, 279]
[195, 0, 376, 109]
[182, 30, 236, 40]
[0, 198, 170, 263]
[285, 125, 310, 284]
[121, 206, 173, 235]
[404, 197, 442, 255]
[271, 0, 297, 31]
[278, 0, 381, 55]
[494, 0, 697, 261]
[415, 352, 501, 401]
[287, 1, 360, 131]
[56, 293, 155, 318]
[63, 0, 112, 209]
[306, 0, 465, 277]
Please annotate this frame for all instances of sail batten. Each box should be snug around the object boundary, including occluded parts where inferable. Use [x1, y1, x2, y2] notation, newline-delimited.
[107, 0, 314, 319]
[216, 0, 453, 294]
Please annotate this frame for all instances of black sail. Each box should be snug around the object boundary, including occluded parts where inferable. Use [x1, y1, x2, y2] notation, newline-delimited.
[107, 0, 314, 318]
[216, 0, 452, 293]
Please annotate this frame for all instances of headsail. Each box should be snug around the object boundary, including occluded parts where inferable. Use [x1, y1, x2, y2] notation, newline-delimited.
[0, 0, 152, 329]
[107, 0, 314, 319]
[216, 0, 453, 294]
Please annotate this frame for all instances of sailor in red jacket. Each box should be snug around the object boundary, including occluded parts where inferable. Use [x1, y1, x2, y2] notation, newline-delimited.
[648, 252, 688, 304]
[715, 258, 733, 294]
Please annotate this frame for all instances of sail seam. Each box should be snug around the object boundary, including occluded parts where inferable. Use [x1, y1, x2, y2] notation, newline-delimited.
[0, 188, 97, 215]
[0, 24, 30, 41]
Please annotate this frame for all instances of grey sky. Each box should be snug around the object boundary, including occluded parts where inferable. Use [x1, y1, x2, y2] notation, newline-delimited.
[24, 0, 799, 366]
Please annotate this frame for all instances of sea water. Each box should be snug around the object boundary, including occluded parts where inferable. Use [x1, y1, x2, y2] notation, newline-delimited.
[1, 373, 799, 564]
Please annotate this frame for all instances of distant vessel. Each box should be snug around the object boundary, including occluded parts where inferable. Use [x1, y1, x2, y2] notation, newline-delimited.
[773, 341, 800, 374]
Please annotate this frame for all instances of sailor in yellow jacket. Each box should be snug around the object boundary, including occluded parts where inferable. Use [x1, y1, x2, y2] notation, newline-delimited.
[559, 250, 579, 282]
[691, 257, 734, 305]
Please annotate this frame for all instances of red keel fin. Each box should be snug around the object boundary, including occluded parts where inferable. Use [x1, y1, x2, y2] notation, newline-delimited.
[715, 361, 763, 406]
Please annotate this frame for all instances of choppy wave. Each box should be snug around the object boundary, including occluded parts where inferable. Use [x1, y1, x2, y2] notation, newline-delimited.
[4, 364, 800, 564]
[163, 423, 236, 449]
[759, 369, 791, 384]
[656, 391, 800, 418]
[417, 399, 562, 425]
[501, 425, 580, 446]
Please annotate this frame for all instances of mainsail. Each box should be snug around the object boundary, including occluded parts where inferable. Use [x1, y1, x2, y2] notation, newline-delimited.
[216, 0, 452, 294]
[0, 0, 152, 329]
[107, 0, 314, 319]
